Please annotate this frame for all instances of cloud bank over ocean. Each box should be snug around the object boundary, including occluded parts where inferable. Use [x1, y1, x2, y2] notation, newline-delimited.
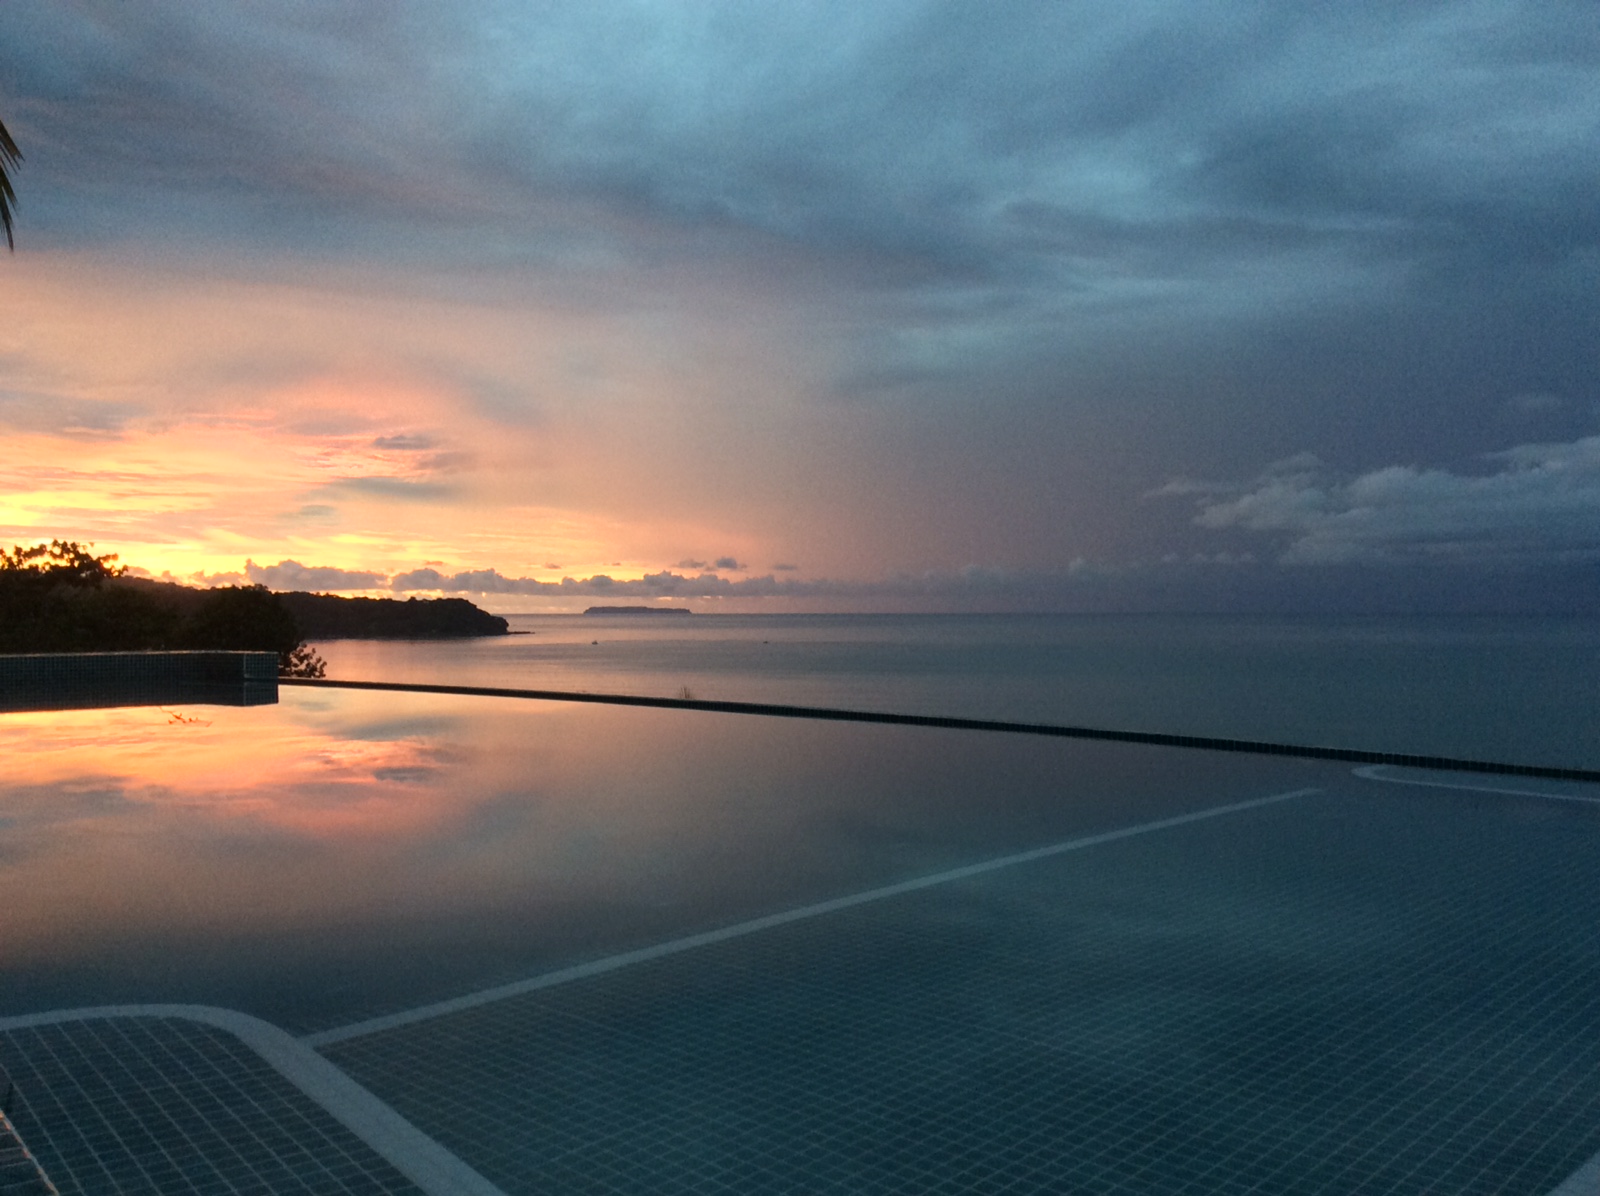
[1160, 434, 1600, 565]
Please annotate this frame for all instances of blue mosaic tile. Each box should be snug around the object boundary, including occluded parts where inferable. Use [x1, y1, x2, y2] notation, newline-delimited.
[0, 1019, 421, 1196]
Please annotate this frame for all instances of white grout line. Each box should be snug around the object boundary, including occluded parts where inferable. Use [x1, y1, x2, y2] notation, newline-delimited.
[1548, 1148, 1600, 1196]
[0, 1005, 507, 1196]
[1353, 765, 1600, 805]
[305, 786, 1321, 1047]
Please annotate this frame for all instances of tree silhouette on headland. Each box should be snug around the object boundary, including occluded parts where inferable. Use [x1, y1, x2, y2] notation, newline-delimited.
[0, 541, 325, 676]
[180, 584, 327, 677]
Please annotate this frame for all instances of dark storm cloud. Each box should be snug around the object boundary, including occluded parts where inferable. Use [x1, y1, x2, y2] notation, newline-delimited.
[0, 2, 479, 248]
[9, 1, 1595, 286]
[1162, 435, 1600, 564]
[4, 1, 1596, 607]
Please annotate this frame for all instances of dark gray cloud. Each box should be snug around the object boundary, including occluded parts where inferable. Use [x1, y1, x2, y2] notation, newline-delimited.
[372, 563, 1125, 605]
[244, 558, 385, 590]
[4, 1, 1596, 606]
[10, 1, 1594, 287]
[0, 387, 143, 437]
[262, 555, 1596, 616]
[1165, 434, 1600, 565]
[330, 477, 456, 501]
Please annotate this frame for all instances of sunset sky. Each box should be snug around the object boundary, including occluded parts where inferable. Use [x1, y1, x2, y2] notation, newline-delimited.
[2, 1, 1596, 611]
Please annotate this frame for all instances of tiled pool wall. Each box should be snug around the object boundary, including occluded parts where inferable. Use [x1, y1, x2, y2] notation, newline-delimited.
[0, 651, 278, 712]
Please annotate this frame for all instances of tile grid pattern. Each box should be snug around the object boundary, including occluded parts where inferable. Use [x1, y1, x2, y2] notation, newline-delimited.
[1, 1107, 59, 1195]
[324, 793, 1600, 1195]
[0, 1019, 422, 1196]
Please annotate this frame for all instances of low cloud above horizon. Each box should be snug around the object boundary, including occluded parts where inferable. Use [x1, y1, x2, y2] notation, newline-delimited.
[2, 1, 1596, 612]
[1157, 434, 1600, 566]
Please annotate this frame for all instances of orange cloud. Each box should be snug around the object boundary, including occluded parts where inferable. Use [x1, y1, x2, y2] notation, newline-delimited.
[0, 251, 806, 584]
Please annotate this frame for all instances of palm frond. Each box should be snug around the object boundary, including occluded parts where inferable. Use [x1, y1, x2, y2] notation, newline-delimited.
[0, 118, 21, 250]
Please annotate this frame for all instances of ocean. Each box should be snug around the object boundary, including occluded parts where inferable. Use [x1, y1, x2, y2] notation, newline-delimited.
[310, 613, 1600, 773]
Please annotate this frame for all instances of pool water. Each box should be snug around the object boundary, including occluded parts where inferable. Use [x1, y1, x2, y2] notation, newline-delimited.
[2, 687, 1599, 1194]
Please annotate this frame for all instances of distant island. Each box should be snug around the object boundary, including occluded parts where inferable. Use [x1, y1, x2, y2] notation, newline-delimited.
[583, 605, 692, 616]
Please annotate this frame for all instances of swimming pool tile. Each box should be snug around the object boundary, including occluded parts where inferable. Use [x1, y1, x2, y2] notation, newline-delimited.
[0, 1019, 423, 1196]
[322, 789, 1600, 1195]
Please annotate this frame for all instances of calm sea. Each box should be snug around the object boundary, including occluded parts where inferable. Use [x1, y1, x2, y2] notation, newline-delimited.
[310, 613, 1600, 772]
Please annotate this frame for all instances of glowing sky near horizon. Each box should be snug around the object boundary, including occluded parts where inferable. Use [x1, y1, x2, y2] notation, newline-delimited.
[2, 1, 1597, 611]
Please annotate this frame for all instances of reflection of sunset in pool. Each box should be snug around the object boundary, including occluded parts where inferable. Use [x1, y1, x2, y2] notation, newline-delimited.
[4, 687, 1600, 1196]
[0, 702, 459, 835]
[5, 684, 1264, 1026]
[0, 691, 678, 976]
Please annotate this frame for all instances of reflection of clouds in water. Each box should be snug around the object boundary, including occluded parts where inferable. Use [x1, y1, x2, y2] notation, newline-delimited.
[0, 783, 133, 864]
[0, 703, 473, 840]
[2, 687, 977, 964]
[299, 738, 459, 783]
[2, 686, 1251, 1009]
[0, 694, 533, 958]
[0, 782, 131, 824]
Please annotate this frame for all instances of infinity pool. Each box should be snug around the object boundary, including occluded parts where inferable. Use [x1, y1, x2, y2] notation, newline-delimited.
[2, 687, 1598, 1194]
